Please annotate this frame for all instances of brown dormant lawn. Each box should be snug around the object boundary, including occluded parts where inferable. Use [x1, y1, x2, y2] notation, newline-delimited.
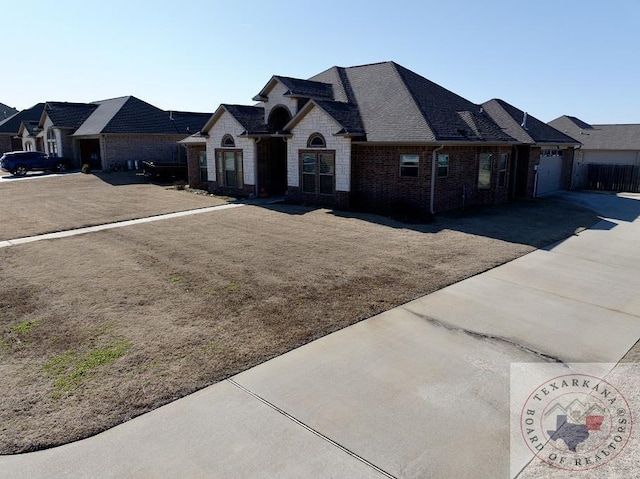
[0, 174, 599, 454]
[0, 171, 227, 240]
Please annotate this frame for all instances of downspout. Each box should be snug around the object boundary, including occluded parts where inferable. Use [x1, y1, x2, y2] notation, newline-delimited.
[254, 137, 262, 198]
[430, 144, 444, 215]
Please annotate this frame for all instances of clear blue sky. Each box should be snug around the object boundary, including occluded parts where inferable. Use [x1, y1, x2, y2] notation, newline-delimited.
[4, 0, 639, 123]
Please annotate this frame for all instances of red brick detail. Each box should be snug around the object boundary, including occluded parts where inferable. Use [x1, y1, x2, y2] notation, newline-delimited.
[351, 144, 511, 216]
[351, 145, 432, 216]
[186, 144, 207, 190]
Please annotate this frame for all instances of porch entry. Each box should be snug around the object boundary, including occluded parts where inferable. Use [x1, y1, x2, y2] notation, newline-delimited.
[511, 145, 530, 198]
[256, 106, 290, 196]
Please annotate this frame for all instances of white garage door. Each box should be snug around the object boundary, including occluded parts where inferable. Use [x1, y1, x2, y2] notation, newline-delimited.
[537, 155, 563, 196]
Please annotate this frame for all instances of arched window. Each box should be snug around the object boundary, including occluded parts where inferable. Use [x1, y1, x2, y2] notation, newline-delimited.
[47, 128, 58, 156]
[221, 134, 235, 147]
[307, 133, 326, 148]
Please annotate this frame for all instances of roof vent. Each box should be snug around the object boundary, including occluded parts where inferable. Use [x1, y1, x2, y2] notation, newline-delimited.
[521, 112, 529, 130]
[169, 111, 174, 121]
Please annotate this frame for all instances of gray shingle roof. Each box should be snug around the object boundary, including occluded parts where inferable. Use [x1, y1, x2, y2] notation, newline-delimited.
[44, 102, 98, 128]
[549, 116, 640, 150]
[394, 63, 512, 142]
[339, 61, 436, 142]
[308, 61, 514, 143]
[223, 105, 268, 135]
[275, 76, 334, 99]
[0, 102, 18, 121]
[170, 111, 212, 135]
[312, 100, 365, 135]
[218, 61, 533, 144]
[254, 76, 334, 101]
[73, 96, 212, 136]
[0, 103, 45, 134]
[20, 121, 40, 136]
[482, 99, 578, 144]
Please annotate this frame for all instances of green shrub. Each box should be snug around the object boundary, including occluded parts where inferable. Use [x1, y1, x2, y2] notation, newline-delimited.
[81, 164, 91, 174]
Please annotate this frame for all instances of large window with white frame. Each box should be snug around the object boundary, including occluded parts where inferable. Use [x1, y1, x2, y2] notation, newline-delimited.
[215, 150, 243, 188]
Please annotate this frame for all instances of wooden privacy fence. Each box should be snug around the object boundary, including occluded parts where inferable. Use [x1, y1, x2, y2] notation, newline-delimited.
[585, 164, 640, 193]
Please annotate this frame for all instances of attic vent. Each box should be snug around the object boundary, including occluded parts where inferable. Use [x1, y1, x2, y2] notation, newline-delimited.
[521, 112, 529, 130]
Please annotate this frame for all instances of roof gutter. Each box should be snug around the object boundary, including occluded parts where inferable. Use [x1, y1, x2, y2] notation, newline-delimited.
[430, 145, 444, 215]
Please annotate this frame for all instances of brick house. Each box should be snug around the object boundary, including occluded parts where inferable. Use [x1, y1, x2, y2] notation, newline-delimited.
[548, 116, 640, 189]
[187, 61, 577, 215]
[20, 96, 210, 171]
[0, 103, 45, 154]
[481, 100, 578, 197]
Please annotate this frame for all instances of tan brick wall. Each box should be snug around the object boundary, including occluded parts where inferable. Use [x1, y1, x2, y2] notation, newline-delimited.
[262, 81, 298, 126]
[288, 107, 351, 190]
[205, 111, 256, 186]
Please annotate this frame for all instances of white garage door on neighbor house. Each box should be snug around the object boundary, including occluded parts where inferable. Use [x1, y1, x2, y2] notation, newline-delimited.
[536, 151, 564, 196]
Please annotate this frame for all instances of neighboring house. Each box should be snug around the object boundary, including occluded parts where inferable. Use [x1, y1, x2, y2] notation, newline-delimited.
[0, 102, 18, 122]
[481, 100, 578, 197]
[548, 116, 640, 189]
[20, 97, 211, 170]
[0, 103, 45, 154]
[187, 61, 576, 215]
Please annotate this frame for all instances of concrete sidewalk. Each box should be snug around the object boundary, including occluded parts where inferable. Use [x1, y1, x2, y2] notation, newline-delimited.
[1, 192, 639, 478]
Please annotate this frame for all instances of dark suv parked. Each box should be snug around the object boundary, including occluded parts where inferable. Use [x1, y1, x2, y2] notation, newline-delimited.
[0, 151, 68, 176]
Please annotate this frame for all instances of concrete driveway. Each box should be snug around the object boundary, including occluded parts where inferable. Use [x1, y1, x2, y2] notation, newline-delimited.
[1, 191, 639, 479]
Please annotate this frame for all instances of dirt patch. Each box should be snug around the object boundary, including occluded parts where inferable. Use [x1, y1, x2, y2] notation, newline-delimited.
[0, 172, 228, 240]
[0, 198, 598, 454]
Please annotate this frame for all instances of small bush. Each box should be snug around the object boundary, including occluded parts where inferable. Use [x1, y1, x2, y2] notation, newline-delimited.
[81, 164, 91, 174]
[174, 180, 187, 190]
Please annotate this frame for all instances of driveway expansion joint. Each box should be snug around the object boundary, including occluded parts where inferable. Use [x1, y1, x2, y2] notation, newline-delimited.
[227, 378, 398, 479]
[402, 307, 569, 366]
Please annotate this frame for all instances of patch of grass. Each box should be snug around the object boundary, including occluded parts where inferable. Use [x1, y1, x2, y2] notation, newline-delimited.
[227, 281, 239, 292]
[43, 342, 129, 393]
[10, 318, 42, 336]
[169, 275, 182, 284]
[43, 351, 77, 377]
